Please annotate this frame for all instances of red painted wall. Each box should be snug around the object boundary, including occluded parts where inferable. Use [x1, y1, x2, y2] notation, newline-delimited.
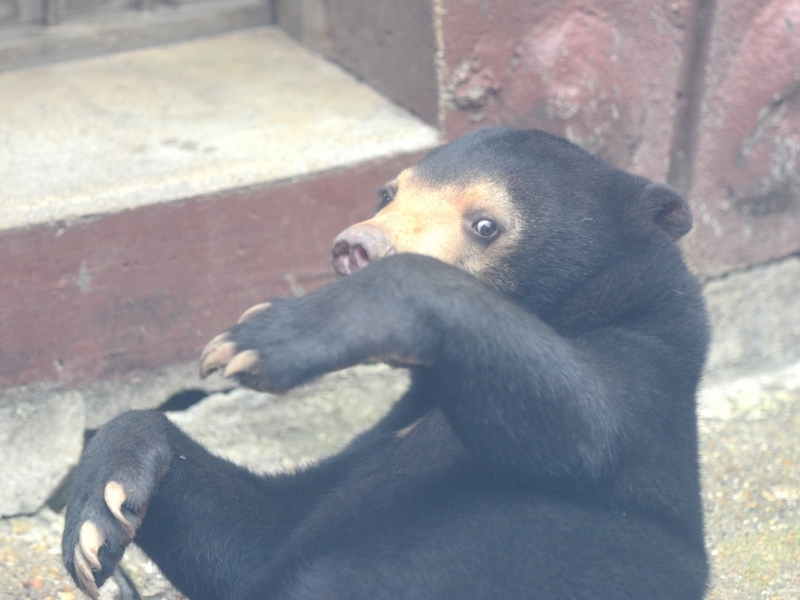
[438, 0, 689, 182]
[682, 0, 800, 275]
[435, 0, 800, 276]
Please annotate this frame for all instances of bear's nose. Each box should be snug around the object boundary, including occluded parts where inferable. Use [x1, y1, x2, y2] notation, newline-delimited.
[332, 225, 395, 276]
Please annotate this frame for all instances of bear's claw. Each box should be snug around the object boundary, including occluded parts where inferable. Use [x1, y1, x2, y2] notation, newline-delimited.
[238, 302, 271, 324]
[223, 349, 261, 378]
[201, 302, 272, 380]
[104, 481, 135, 537]
[78, 521, 103, 571]
[199, 335, 238, 378]
[73, 541, 101, 599]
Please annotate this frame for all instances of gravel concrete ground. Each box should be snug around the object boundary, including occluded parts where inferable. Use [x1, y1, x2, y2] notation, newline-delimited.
[1, 360, 798, 600]
[700, 369, 800, 600]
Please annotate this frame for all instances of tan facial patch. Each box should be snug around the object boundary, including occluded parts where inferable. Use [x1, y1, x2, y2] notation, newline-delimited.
[353, 169, 523, 280]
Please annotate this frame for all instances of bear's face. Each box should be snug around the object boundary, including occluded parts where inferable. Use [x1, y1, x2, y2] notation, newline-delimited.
[332, 168, 524, 284]
[332, 127, 692, 313]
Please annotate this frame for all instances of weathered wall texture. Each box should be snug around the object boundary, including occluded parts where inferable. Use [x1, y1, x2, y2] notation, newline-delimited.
[438, 0, 688, 184]
[682, 0, 800, 275]
[434, 0, 800, 277]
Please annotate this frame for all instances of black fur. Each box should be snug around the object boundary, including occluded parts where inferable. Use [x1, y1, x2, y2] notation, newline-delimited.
[63, 128, 709, 600]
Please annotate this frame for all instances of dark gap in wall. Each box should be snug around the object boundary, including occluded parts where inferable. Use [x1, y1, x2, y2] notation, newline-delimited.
[667, 0, 718, 195]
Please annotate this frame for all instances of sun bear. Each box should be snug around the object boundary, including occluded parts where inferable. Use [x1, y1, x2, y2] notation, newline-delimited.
[63, 128, 709, 600]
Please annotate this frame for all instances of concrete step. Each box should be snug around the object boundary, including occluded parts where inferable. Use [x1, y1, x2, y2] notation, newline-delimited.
[0, 26, 439, 231]
[0, 0, 273, 73]
[0, 26, 439, 389]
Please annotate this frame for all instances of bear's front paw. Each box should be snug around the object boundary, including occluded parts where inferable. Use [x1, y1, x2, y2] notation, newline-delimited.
[62, 413, 171, 598]
[200, 286, 405, 391]
[199, 302, 273, 389]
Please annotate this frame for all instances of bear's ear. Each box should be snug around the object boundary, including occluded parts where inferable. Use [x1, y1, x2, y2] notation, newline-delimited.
[640, 183, 692, 241]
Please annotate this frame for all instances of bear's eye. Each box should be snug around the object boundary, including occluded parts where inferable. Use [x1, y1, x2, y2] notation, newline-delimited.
[377, 185, 396, 210]
[472, 219, 498, 239]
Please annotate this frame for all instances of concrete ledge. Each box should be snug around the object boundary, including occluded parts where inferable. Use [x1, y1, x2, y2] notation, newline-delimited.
[0, 0, 272, 73]
[703, 255, 800, 382]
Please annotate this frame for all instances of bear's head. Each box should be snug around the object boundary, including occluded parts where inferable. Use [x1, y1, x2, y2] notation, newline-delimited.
[333, 128, 692, 314]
